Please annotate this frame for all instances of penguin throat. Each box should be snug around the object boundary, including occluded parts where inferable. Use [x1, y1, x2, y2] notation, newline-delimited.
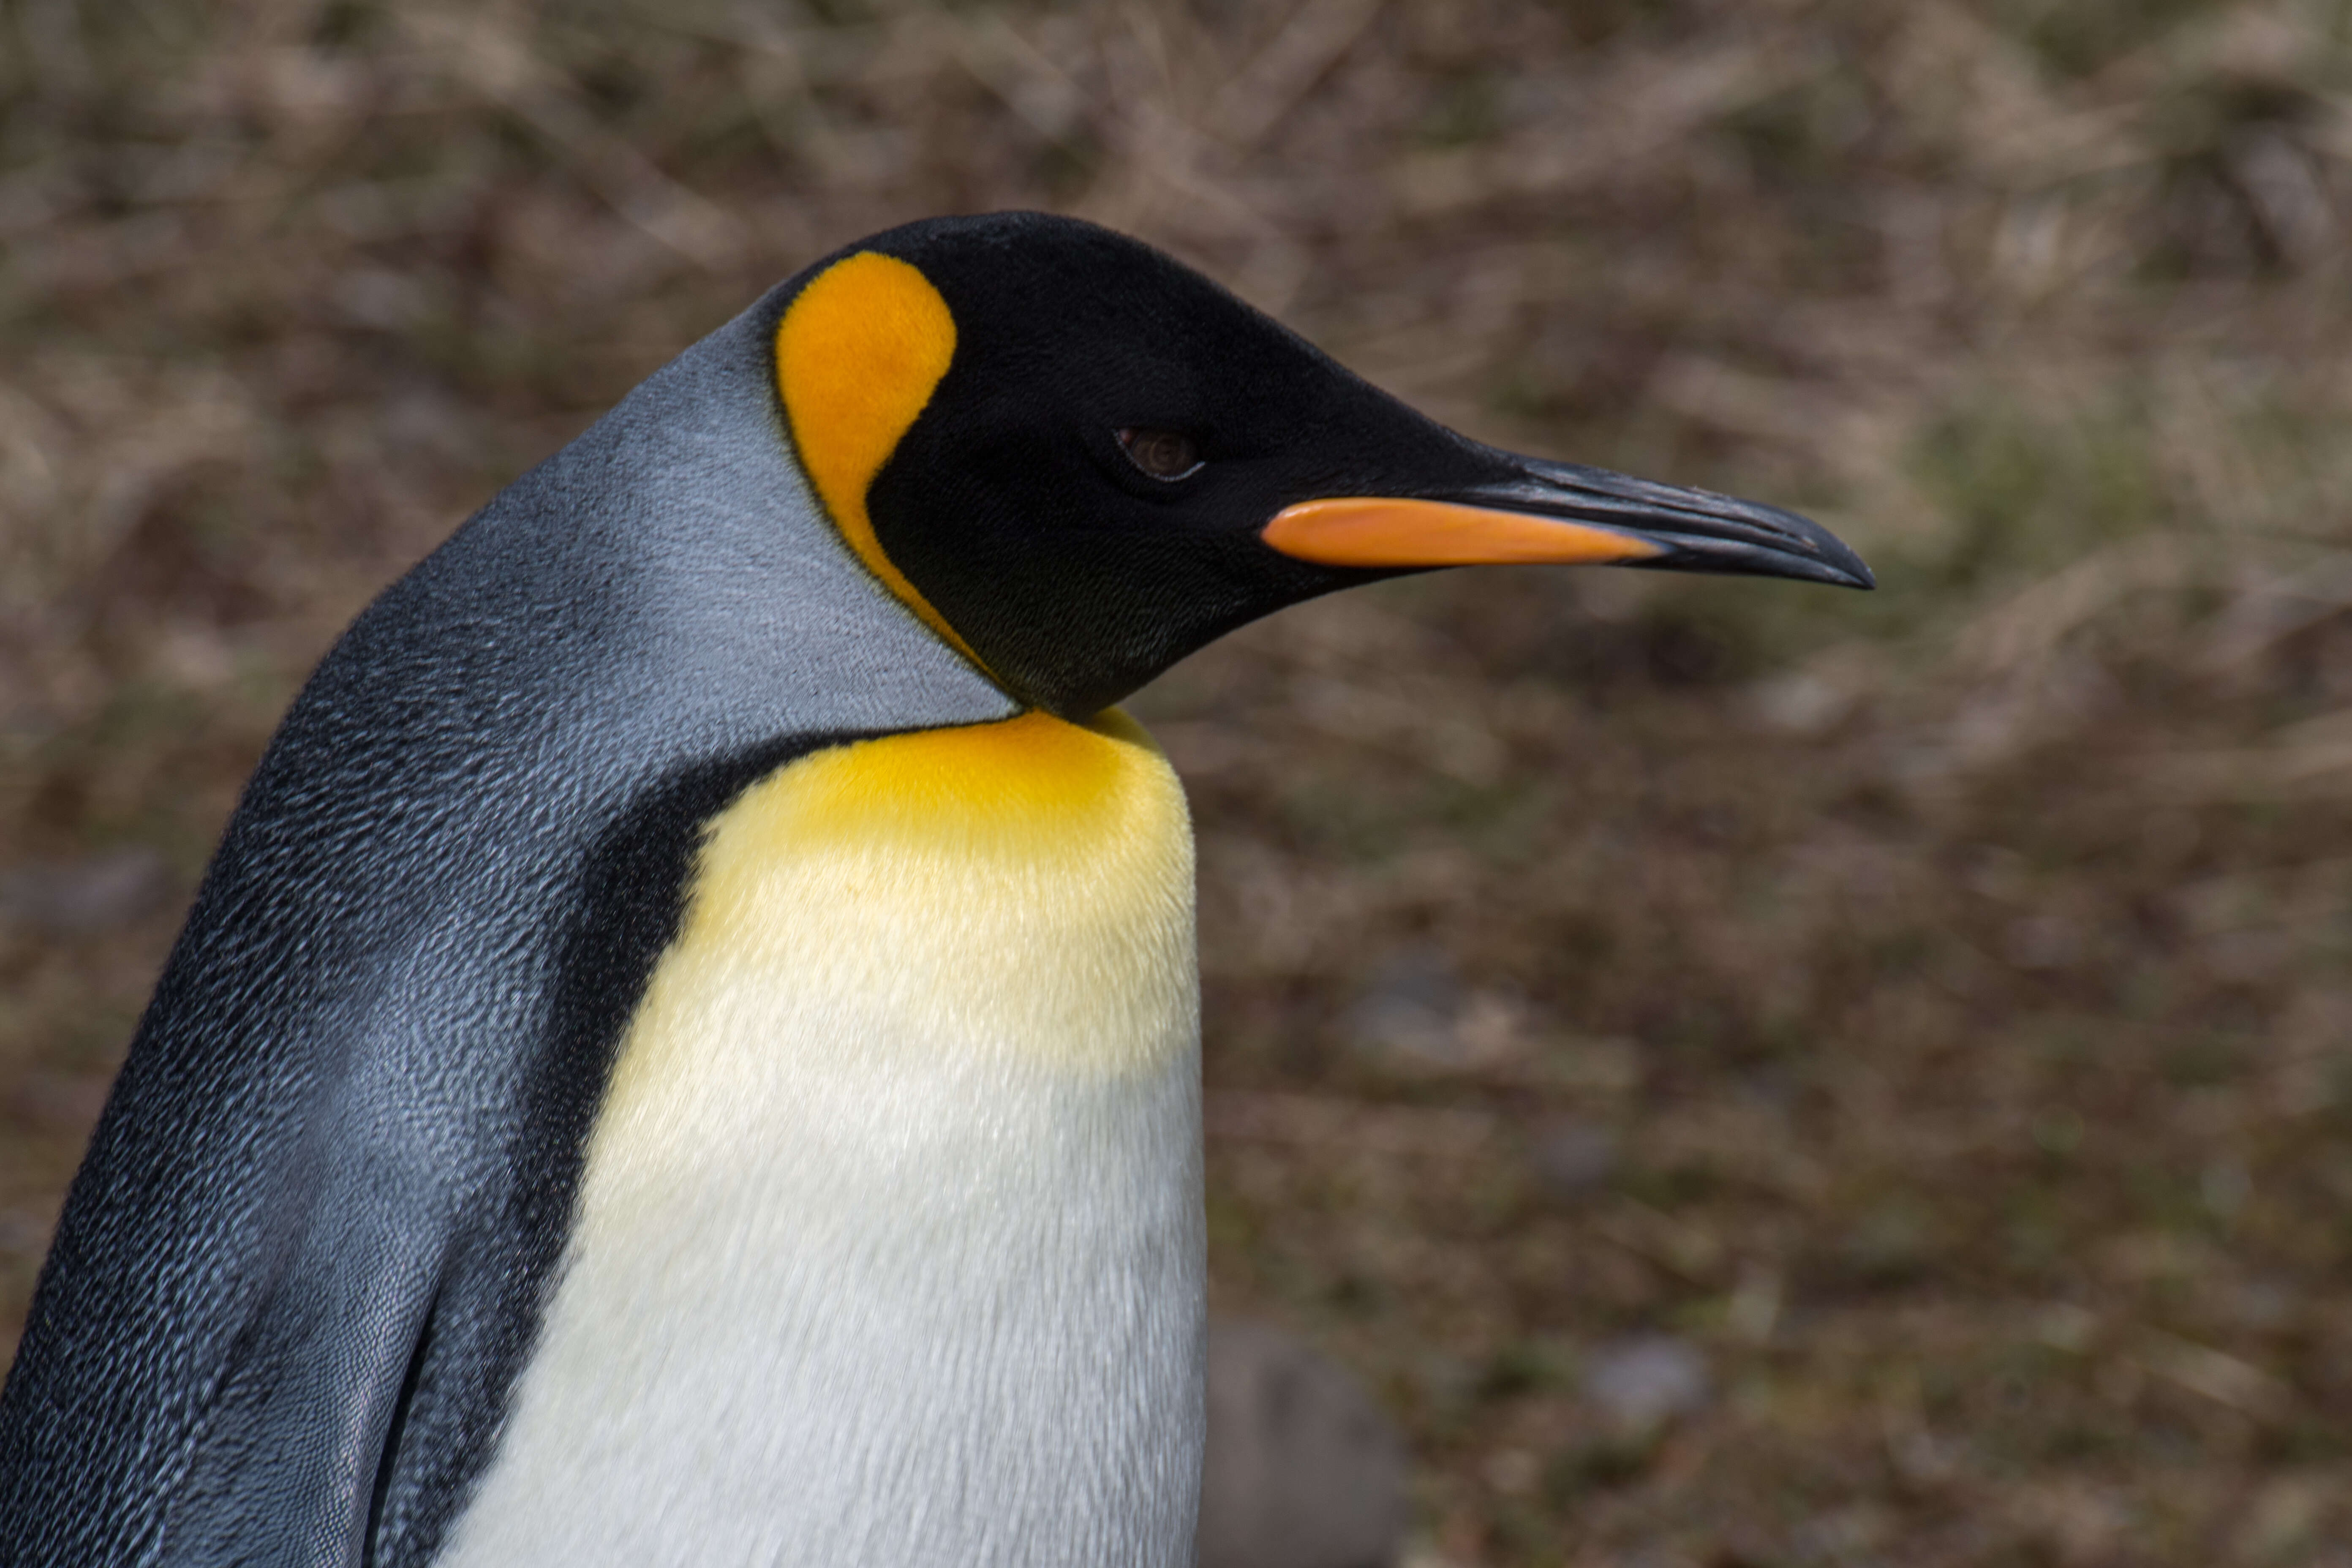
[606, 708, 1196, 1097]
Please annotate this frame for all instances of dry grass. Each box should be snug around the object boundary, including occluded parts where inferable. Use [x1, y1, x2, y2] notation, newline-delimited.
[9, 0, 2352, 1562]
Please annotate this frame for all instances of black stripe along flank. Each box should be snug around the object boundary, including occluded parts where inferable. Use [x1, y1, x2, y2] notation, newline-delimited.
[363, 730, 874, 1566]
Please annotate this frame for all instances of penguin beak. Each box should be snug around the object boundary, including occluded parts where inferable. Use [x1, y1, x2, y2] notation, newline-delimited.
[1261, 457, 1874, 590]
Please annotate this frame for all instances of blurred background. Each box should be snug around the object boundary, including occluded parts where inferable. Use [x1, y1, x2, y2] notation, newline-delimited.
[7, 0, 2352, 1562]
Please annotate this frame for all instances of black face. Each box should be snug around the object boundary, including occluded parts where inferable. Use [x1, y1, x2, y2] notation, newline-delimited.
[828, 213, 1868, 719]
[852, 215, 1475, 717]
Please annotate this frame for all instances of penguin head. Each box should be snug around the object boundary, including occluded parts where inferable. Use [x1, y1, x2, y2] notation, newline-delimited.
[773, 212, 1871, 719]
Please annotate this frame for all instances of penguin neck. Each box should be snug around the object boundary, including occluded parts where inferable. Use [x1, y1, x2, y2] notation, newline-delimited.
[440, 710, 1207, 1568]
[615, 707, 1198, 1086]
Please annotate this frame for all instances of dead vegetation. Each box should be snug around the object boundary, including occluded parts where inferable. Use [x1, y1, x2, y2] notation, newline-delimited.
[8, 0, 2352, 1562]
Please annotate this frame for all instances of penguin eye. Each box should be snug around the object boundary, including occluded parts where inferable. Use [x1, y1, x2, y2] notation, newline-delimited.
[1117, 427, 1203, 482]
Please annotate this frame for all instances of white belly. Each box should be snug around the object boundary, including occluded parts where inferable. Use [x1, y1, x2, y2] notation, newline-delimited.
[437, 712, 1204, 1568]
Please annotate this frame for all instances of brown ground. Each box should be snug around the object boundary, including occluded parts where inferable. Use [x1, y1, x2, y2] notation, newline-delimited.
[8, 2, 2352, 1563]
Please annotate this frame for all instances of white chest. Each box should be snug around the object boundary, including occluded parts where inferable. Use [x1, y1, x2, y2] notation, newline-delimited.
[437, 713, 1203, 1568]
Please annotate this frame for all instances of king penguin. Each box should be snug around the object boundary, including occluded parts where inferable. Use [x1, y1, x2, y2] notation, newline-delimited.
[0, 212, 1869, 1567]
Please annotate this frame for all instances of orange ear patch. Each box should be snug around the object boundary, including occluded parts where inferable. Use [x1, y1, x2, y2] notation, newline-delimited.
[775, 251, 985, 669]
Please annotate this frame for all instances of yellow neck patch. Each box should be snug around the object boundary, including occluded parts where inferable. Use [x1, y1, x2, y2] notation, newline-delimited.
[713, 708, 1167, 850]
[774, 251, 985, 671]
[599, 708, 1196, 1111]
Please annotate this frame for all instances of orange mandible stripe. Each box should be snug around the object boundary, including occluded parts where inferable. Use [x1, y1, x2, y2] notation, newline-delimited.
[775, 252, 989, 671]
[1260, 497, 1665, 568]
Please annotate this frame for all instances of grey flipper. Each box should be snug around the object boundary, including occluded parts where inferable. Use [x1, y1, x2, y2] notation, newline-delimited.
[0, 277, 1014, 1566]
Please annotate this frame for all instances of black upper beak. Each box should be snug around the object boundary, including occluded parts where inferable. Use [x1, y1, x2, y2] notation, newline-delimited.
[1470, 457, 1875, 590]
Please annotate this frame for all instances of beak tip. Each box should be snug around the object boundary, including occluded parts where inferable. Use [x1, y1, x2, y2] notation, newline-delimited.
[1825, 549, 1876, 592]
[1747, 500, 1874, 592]
[1645, 533, 1876, 592]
